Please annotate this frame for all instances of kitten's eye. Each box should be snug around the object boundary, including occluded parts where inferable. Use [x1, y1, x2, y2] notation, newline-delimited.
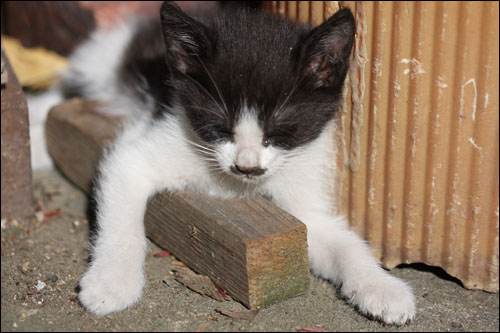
[263, 135, 283, 147]
[219, 129, 232, 135]
[217, 128, 233, 139]
[264, 134, 292, 149]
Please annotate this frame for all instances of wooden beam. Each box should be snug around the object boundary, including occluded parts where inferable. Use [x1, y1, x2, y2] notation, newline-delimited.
[45, 99, 310, 309]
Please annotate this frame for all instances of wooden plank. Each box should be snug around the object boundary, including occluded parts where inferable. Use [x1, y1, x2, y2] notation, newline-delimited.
[45, 98, 121, 192]
[1, 50, 34, 219]
[45, 99, 310, 308]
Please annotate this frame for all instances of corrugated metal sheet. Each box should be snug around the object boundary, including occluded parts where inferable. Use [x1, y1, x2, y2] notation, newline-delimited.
[265, 1, 499, 292]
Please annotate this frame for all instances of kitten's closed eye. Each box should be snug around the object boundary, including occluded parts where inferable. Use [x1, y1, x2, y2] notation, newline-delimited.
[217, 128, 234, 137]
[264, 133, 293, 149]
[205, 125, 233, 143]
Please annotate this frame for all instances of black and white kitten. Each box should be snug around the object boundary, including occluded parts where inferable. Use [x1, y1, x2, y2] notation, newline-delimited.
[63, 1, 415, 325]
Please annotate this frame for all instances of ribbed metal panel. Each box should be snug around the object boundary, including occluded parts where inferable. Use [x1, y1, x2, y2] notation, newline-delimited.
[265, 1, 499, 292]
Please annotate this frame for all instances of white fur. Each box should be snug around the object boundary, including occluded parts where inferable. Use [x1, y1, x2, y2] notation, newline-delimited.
[62, 19, 151, 117]
[27, 89, 64, 170]
[75, 22, 415, 325]
[233, 111, 265, 168]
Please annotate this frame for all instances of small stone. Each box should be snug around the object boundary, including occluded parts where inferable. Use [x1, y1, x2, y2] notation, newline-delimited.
[35, 280, 46, 291]
[21, 261, 30, 273]
[46, 275, 59, 283]
[35, 212, 44, 222]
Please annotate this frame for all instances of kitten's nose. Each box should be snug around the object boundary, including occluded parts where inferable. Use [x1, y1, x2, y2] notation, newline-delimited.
[233, 146, 266, 177]
[231, 164, 266, 177]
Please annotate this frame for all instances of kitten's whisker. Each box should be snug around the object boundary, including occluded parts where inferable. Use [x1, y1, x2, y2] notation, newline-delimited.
[198, 154, 217, 161]
[196, 55, 229, 112]
[183, 139, 217, 153]
[183, 105, 223, 118]
[208, 166, 229, 178]
[283, 151, 306, 159]
[194, 148, 216, 156]
[191, 146, 216, 156]
[208, 167, 226, 174]
[199, 157, 219, 163]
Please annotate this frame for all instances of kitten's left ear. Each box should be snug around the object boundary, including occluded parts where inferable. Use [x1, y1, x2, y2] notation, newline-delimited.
[294, 8, 355, 89]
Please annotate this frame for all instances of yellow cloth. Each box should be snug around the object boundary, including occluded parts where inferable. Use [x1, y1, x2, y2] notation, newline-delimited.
[1, 35, 68, 89]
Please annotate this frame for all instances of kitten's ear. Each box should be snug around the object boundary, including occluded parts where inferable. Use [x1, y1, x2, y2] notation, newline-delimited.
[294, 8, 355, 89]
[160, 1, 214, 73]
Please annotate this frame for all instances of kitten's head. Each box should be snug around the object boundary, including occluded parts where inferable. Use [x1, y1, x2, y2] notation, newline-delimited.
[160, 1, 355, 181]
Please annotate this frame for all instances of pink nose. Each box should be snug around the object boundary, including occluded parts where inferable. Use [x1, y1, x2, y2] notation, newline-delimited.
[235, 147, 259, 169]
[233, 148, 266, 176]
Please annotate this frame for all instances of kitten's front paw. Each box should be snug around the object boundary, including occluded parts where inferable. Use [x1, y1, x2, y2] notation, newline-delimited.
[341, 275, 415, 326]
[79, 263, 145, 316]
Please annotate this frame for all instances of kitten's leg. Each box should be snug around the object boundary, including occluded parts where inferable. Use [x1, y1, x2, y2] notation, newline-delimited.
[78, 129, 161, 316]
[304, 213, 415, 325]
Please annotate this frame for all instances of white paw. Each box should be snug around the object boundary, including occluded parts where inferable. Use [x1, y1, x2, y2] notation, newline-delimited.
[341, 275, 415, 325]
[79, 262, 145, 316]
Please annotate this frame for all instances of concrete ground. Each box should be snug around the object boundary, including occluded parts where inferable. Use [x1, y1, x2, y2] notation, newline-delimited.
[1, 169, 498, 332]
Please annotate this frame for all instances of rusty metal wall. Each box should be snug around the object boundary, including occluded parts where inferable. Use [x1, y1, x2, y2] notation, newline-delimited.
[265, 1, 499, 292]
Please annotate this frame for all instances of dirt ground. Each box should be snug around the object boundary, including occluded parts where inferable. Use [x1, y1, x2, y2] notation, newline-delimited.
[1, 169, 499, 332]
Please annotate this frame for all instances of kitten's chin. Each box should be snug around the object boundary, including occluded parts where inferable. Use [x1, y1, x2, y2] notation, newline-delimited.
[237, 175, 263, 183]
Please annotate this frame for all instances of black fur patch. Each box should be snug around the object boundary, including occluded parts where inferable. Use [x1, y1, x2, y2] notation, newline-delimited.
[116, 2, 355, 148]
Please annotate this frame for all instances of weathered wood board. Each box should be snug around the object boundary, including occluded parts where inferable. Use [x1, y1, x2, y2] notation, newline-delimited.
[45, 99, 310, 308]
